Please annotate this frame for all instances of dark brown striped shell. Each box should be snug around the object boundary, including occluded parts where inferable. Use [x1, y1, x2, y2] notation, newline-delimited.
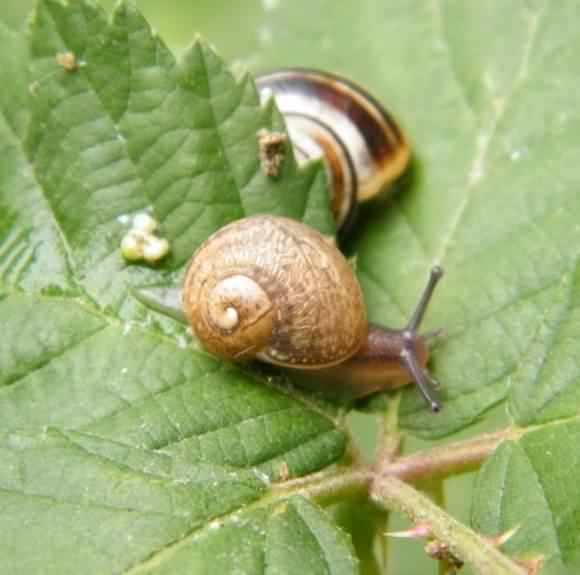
[256, 69, 410, 230]
[183, 215, 367, 368]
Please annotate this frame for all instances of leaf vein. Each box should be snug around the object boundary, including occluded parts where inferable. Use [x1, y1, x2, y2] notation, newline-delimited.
[435, 4, 546, 263]
[0, 486, 186, 519]
[0, 323, 107, 392]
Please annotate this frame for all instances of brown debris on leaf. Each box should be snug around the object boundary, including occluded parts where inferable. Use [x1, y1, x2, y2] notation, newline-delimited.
[257, 129, 287, 178]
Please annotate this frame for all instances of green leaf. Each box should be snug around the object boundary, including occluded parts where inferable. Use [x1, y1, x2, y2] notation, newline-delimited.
[4, 0, 580, 572]
[0, 429, 264, 574]
[0, 22, 74, 294]
[231, 0, 580, 438]
[129, 496, 358, 575]
[0, 1, 351, 572]
[0, 293, 345, 478]
[472, 421, 580, 573]
[8, 0, 334, 311]
[0, 429, 356, 575]
[232, 1, 580, 570]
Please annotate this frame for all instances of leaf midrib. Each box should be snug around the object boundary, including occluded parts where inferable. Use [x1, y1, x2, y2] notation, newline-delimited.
[434, 3, 546, 265]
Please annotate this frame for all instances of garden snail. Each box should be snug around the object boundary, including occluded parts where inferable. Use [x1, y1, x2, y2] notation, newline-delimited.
[133, 70, 442, 409]
[182, 215, 443, 411]
[256, 69, 410, 230]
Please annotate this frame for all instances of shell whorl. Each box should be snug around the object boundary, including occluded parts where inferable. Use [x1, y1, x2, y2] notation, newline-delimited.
[183, 215, 367, 368]
[184, 266, 275, 361]
[256, 69, 410, 229]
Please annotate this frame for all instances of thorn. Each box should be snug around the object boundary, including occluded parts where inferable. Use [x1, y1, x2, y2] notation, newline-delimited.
[515, 556, 544, 575]
[384, 523, 432, 539]
[486, 525, 520, 548]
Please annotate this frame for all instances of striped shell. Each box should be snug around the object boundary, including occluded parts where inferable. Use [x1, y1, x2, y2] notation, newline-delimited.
[256, 69, 410, 229]
[183, 215, 367, 368]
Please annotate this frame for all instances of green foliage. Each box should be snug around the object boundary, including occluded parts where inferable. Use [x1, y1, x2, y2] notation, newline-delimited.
[0, 1, 350, 572]
[245, 3, 580, 567]
[473, 422, 580, 573]
[1, 0, 580, 573]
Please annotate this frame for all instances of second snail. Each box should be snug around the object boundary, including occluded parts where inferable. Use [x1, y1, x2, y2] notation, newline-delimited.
[256, 68, 410, 232]
[137, 68, 444, 412]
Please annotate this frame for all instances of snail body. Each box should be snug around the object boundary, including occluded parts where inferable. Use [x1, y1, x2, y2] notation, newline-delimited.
[256, 69, 410, 229]
[182, 215, 443, 411]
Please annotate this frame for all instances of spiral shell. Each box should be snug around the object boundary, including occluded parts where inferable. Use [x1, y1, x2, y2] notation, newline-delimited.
[256, 69, 410, 229]
[183, 215, 367, 367]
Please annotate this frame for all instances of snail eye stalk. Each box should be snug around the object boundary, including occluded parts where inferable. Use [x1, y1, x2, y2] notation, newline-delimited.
[401, 266, 444, 412]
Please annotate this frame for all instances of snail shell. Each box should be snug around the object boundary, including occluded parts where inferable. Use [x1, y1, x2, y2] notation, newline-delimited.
[183, 215, 367, 367]
[256, 69, 410, 229]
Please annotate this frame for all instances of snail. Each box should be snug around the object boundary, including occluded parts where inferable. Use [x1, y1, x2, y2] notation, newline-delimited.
[133, 71, 442, 409]
[180, 215, 443, 411]
[256, 69, 410, 231]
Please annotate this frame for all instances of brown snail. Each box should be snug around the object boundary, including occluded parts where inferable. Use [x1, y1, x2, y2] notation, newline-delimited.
[182, 215, 443, 411]
[133, 70, 442, 410]
[256, 69, 410, 230]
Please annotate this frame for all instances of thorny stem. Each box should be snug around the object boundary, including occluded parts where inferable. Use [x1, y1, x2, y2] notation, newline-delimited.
[378, 428, 520, 483]
[371, 475, 527, 575]
[274, 428, 517, 501]
[271, 466, 372, 505]
[272, 427, 521, 574]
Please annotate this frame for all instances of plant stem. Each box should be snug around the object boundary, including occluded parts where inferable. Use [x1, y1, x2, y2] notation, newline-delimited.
[270, 466, 372, 505]
[379, 428, 519, 482]
[273, 429, 517, 505]
[371, 475, 528, 575]
[375, 396, 402, 570]
[270, 428, 524, 574]
[376, 393, 402, 465]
